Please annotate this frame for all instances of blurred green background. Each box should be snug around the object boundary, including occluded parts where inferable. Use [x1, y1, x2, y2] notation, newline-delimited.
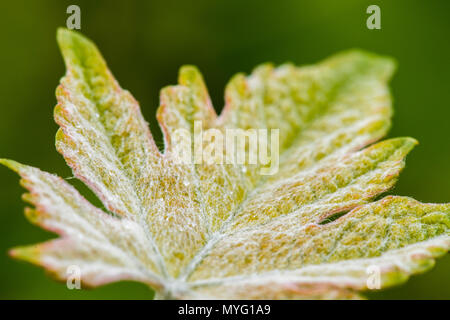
[0, 0, 449, 299]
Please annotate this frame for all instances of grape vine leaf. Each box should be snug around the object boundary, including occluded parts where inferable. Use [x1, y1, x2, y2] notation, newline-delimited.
[1, 29, 449, 299]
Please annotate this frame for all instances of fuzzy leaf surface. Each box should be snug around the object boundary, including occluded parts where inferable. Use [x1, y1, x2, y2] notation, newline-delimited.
[2, 29, 449, 299]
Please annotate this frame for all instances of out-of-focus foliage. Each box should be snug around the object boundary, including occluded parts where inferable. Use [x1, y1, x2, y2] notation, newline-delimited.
[0, 0, 449, 299]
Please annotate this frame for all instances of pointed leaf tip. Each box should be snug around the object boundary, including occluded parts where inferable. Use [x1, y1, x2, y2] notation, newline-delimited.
[9, 245, 42, 265]
[179, 65, 202, 83]
[394, 136, 419, 150]
[56, 27, 105, 71]
[0, 158, 25, 173]
[57, 27, 88, 48]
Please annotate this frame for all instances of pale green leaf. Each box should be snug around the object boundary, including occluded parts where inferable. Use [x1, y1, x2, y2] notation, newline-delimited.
[1, 29, 448, 299]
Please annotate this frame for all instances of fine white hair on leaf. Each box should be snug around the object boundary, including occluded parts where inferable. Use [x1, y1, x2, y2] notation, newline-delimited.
[1, 29, 449, 300]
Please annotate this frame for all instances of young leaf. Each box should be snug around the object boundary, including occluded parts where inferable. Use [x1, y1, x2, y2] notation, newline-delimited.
[1, 29, 448, 299]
